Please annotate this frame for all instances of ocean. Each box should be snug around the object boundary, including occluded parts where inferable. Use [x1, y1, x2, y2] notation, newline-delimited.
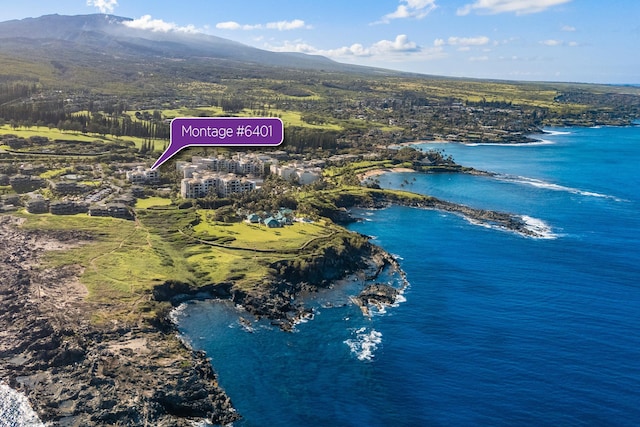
[3, 125, 639, 426]
[177, 125, 640, 426]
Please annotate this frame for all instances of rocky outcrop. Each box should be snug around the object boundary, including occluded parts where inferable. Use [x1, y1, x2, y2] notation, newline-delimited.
[352, 283, 399, 316]
[192, 234, 403, 332]
[341, 188, 544, 238]
[0, 216, 238, 426]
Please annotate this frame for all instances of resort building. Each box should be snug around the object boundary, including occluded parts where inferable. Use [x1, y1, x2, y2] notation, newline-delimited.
[178, 154, 274, 178]
[88, 203, 132, 219]
[51, 181, 91, 195]
[270, 161, 322, 185]
[177, 153, 273, 199]
[180, 172, 257, 198]
[126, 166, 159, 184]
[49, 200, 89, 215]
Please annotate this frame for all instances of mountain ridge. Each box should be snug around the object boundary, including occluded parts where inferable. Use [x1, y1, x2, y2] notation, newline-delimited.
[0, 13, 390, 76]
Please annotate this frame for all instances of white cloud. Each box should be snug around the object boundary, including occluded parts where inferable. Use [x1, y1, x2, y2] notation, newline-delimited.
[434, 36, 490, 50]
[447, 36, 490, 46]
[216, 21, 242, 31]
[540, 40, 579, 47]
[377, 0, 437, 23]
[266, 19, 310, 31]
[87, 0, 118, 14]
[215, 19, 311, 31]
[562, 25, 576, 32]
[469, 55, 490, 61]
[457, 0, 572, 16]
[266, 34, 444, 61]
[372, 34, 420, 53]
[123, 15, 197, 33]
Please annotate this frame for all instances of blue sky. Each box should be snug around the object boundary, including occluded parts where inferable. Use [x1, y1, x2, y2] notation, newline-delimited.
[3, 0, 639, 83]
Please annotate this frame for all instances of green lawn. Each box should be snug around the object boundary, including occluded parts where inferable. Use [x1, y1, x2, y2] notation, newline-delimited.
[0, 124, 102, 142]
[10, 201, 351, 311]
[185, 247, 272, 286]
[193, 211, 331, 251]
[135, 197, 173, 209]
[17, 213, 195, 303]
[157, 106, 344, 131]
[0, 124, 165, 152]
[39, 167, 73, 179]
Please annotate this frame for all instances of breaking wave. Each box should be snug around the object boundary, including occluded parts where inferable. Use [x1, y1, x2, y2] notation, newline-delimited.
[543, 130, 572, 136]
[463, 214, 557, 239]
[0, 383, 44, 427]
[345, 328, 382, 361]
[497, 174, 625, 201]
[466, 140, 555, 147]
[520, 215, 558, 240]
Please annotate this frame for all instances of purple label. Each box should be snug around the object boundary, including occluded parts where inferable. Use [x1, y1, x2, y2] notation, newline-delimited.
[151, 117, 284, 169]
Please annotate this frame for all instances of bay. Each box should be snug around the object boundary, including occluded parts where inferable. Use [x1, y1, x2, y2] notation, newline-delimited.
[177, 125, 640, 426]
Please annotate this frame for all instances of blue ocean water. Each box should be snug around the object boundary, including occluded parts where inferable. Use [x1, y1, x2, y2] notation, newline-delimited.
[177, 126, 640, 426]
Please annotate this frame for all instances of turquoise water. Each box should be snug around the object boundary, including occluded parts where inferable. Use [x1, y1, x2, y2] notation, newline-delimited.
[177, 126, 640, 426]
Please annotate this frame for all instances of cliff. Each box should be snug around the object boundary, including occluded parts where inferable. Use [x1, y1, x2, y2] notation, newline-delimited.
[0, 216, 238, 426]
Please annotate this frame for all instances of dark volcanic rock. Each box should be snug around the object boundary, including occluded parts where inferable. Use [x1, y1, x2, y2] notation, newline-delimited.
[357, 283, 399, 306]
[0, 216, 239, 426]
[352, 283, 399, 316]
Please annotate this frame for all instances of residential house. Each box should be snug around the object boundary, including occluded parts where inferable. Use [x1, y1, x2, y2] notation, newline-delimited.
[264, 217, 282, 228]
[26, 195, 49, 214]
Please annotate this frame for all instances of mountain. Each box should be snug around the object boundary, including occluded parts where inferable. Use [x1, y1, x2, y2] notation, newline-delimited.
[0, 13, 391, 88]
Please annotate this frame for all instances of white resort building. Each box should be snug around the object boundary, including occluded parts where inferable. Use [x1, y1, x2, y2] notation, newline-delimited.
[180, 172, 258, 198]
[126, 166, 159, 184]
[178, 153, 323, 198]
[270, 161, 322, 185]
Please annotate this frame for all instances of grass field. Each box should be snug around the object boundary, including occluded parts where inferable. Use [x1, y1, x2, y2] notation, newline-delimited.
[193, 211, 331, 251]
[157, 106, 344, 131]
[18, 213, 195, 304]
[135, 197, 173, 209]
[0, 124, 165, 152]
[10, 198, 356, 313]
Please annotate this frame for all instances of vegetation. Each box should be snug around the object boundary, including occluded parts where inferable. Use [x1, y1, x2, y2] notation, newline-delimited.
[2, 14, 640, 325]
[134, 197, 173, 209]
[18, 213, 195, 304]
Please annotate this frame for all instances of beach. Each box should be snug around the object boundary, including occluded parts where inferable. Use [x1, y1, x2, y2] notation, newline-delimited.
[358, 167, 415, 180]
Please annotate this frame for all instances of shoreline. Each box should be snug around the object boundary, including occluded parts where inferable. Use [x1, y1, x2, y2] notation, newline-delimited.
[0, 216, 239, 426]
[0, 213, 404, 425]
[358, 167, 415, 180]
[0, 155, 549, 424]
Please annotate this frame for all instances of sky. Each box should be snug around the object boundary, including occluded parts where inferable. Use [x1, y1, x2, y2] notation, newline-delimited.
[2, 0, 639, 84]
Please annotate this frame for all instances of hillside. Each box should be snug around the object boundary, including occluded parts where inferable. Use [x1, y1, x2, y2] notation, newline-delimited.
[0, 13, 639, 147]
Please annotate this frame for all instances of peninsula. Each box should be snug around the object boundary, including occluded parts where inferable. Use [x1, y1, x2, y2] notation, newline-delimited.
[1, 12, 640, 426]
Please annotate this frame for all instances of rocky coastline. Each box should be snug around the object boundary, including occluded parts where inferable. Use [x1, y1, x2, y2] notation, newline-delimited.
[0, 213, 404, 425]
[332, 187, 547, 238]
[154, 235, 403, 332]
[0, 216, 238, 426]
[0, 172, 544, 425]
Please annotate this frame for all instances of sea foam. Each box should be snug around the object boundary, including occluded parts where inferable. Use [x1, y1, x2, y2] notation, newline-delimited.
[543, 130, 572, 136]
[462, 213, 557, 239]
[497, 174, 625, 201]
[345, 328, 383, 361]
[0, 383, 44, 427]
[466, 140, 555, 147]
[520, 215, 558, 240]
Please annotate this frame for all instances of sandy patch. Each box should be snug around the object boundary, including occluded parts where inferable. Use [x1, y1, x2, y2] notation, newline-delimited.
[358, 167, 415, 180]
